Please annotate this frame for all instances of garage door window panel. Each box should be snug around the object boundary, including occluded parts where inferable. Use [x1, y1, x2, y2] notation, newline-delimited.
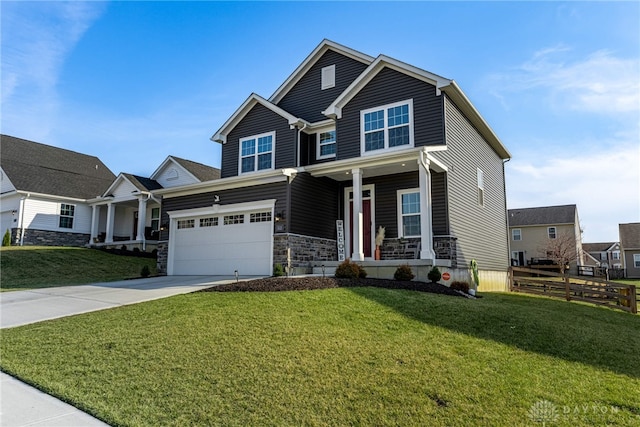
[200, 217, 218, 227]
[177, 219, 195, 229]
[224, 214, 245, 225]
[250, 212, 272, 223]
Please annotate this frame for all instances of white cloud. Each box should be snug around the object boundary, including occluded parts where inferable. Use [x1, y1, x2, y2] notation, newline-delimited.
[0, 1, 106, 138]
[490, 46, 640, 115]
[506, 138, 640, 242]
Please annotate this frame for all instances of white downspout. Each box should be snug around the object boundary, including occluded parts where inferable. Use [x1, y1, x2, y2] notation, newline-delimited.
[296, 122, 308, 167]
[18, 193, 29, 246]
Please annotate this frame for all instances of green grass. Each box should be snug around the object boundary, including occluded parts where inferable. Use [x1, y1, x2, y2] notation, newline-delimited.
[1, 288, 639, 426]
[0, 246, 157, 291]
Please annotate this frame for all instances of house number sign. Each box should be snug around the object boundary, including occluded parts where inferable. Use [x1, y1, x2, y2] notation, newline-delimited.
[336, 220, 346, 261]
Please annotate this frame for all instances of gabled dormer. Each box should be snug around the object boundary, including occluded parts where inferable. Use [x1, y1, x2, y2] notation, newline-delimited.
[151, 156, 220, 188]
[270, 39, 373, 123]
[212, 93, 309, 178]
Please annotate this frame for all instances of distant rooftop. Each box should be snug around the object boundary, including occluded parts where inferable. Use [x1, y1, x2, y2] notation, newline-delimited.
[619, 223, 640, 250]
[508, 205, 577, 227]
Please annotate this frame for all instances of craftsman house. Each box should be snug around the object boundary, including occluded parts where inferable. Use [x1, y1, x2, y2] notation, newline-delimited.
[508, 204, 584, 273]
[87, 156, 220, 253]
[156, 40, 512, 290]
[0, 135, 116, 246]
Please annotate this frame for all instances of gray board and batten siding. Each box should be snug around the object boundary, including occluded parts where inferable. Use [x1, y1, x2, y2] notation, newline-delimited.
[431, 95, 509, 272]
[221, 103, 297, 179]
[337, 67, 445, 161]
[275, 49, 370, 123]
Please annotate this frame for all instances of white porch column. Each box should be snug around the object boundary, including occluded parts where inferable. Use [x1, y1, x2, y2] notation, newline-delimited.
[351, 168, 365, 261]
[136, 197, 147, 241]
[418, 153, 436, 260]
[89, 205, 100, 244]
[105, 202, 115, 244]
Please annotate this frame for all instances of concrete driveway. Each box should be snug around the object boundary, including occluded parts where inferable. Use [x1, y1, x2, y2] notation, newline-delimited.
[1, 275, 247, 426]
[0, 275, 233, 328]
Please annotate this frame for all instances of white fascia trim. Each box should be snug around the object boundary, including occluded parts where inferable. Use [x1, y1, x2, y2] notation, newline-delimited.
[100, 173, 131, 198]
[149, 156, 199, 183]
[168, 199, 277, 219]
[269, 39, 375, 104]
[305, 146, 447, 176]
[323, 55, 452, 119]
[153, 169, 296, 198]
[211, 93, 307, 143]
[440, 81, 511, 160]
[15, 190, 87, 203]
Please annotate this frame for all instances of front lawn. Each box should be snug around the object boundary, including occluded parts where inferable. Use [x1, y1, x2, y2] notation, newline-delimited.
[1, 287, 639, 426]
[0, 246, 157, 291]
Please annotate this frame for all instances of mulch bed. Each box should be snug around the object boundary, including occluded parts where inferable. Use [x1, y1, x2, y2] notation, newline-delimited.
[200, 276, 466, 297]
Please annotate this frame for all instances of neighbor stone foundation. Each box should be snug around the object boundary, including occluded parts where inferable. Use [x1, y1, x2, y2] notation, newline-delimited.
[11, 228, 90, 247]
[274, 233, 337, 274]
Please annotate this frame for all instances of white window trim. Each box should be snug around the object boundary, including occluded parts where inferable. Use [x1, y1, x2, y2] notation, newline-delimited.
[548, 226, 557, 239]
[316, 126, 336, 160]
[634, 254, 640, 268]
[59, 203, 75, 230]
[512, 228, 521, 241]
[397, 188, 421, 238]
[477, 168, 485, 207]
[613, 251, 620, 260]
[360, 99, 414, 156]
[238, 131, 275, 175]
[321, 64, 335, 90]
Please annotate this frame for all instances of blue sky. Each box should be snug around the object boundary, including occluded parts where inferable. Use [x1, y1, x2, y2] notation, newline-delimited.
[2, 1, 639, 243]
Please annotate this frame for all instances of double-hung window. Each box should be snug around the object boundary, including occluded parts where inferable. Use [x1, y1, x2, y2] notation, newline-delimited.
[317, 129, 336, 159]
[397, 189, 421, 237]
[151, 208, 160, 231]
[239, 131, 274, 174]
[361, 99, 413, 154]
[634, 254, 640, 268]
[512, 229, 521, 241]
[59, 204, 75, 229]
[548, 227, 557, 239]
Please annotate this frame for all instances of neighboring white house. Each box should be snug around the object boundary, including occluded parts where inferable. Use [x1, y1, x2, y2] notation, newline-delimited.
[0, 135, 116, 246]
[87, 156, 220, 252]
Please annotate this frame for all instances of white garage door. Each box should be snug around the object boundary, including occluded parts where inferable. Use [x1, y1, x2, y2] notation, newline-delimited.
[170, 208, 273, 276]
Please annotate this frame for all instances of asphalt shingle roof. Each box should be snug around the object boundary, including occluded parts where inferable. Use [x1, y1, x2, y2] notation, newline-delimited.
[508, 205, 577, 227]
[122, 173, 163, 192]
[171, 156, 220, 182]
[582, 242, 616, 253]
[619, 223, 640, 250]
[1, 135, 116, 199]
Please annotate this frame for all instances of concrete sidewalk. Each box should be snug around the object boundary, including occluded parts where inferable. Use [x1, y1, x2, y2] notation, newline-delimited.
[0, 275, 244, 426]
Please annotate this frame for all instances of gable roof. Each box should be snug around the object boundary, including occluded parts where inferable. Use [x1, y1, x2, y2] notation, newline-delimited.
[0, 134, 116, 199]
[322, 54, 510, 160]
[508, 205, 578, 227]
[269, 39, 375, 105]
[619, 223, 640, 250]
[211, 93, 309, 143]
[170, 156, 220, 182]
[582, 242, 617, 253]
[122, 173, 163, 192]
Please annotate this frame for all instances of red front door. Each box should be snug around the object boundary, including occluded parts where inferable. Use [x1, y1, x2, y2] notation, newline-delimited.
[349, 199, 372, 258]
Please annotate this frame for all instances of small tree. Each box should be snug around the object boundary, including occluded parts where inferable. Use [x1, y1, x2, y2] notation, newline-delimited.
[140, 265, 151, 278]
[2, 229, 11, 247]
[539, 232, 578, 275]
[394, 264, 415, 281]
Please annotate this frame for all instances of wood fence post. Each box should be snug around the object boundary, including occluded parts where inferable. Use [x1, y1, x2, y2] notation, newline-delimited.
[630, 285, 637, 315]
[508, 267, 514, 291]
[565, 276, 571, 301]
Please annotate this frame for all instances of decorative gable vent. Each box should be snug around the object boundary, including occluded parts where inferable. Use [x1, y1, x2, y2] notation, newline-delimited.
[321, 65, 335, 90]
[166, 168, 179, 180]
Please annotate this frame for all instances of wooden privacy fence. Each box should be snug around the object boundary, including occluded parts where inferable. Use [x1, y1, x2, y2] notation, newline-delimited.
[509, 267, 637, 314]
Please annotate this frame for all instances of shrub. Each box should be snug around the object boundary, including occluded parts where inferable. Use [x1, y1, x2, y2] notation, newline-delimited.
[2, 229, 11, 247]
[273, 263, 285, 277]
[335, 259, 367, 279]
[450, 281, 470, 293]
[394, 264, 415, 281]
[140, 265, 151, 278]
[427, 266, 442, 283]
